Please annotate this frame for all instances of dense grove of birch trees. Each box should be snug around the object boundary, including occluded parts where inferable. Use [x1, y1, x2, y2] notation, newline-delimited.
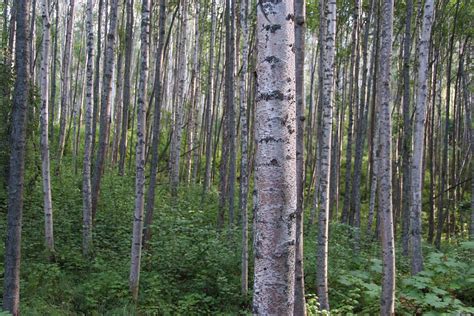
[0, 0, 472, 314]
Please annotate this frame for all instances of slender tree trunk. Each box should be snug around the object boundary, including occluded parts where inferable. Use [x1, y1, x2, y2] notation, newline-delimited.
[129, 0, 150, 300]
[49, 0, 58, 138]
[435, 0, 459, 249]
[427, 48, 438, 244]
[118, 0, 133, 176]
[203, 0, 217, 193]
[91, 0, 120, 219]
[29, 0, 36, 80]
[226, 0, 236, 226]
[377, 0, 395, 313]
[341, 0, 360, 226]
[92, 0, 104, 160]
[351, 0, 374, 247]
[252, 0, 296, 313]
[111, 46, 124, 167]
[57, 0, 75, 172]
[2, 0, 30, 314]
[239, 0, 249, 297]
[39, 0, 54, 254]
[82, 0, 94, 256]
[294, 0, 306, 313]
[401, 0, 414, 256]
[169, 0, 187, 196]
[143, 0, 166, 246]
[316, 0, 336, 311]
[410, 0, 434, 275]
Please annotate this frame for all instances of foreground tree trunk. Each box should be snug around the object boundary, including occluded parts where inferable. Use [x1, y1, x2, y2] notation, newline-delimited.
[252, 0, 296, 314]
[317, 0, 336, 311]
[129, 0, 150, 300]
[410, 0, 434, 275]
[82, 0, 94, 256]
[39, 0, 54, 254]
[2, 0, 30, 314]
[377, 0, 395, 314]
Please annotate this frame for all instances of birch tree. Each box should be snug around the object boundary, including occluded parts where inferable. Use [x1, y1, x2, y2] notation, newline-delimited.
[253, 0, 296, 313]
[2, 0, 31, 314]
[118, 0, 134, 176]
[317, 0, 336, 311]
[57, 0, 75, 171]
[129, 0, 150, 300]
[294, 0, 306, 313]
[169, 0, 187, 196]
[239, 0, 249, 297]
[82, 0, 94, 256]
[143, 0, 166, 246]
[410, 0, 434, 275]
[39, 0, 54, 254]
[203, 0, 217, 193]
[91, 0, 120, 218]
[377, 0, 396, 313]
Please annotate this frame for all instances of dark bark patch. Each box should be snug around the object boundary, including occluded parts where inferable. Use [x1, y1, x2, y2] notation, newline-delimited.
[256, 90, 284, 101]
[264, 24, 281, 33]
[264, 55, 280, 64]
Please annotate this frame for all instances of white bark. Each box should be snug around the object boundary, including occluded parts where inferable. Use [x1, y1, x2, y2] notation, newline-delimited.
[129, 0, 150, 301]
[410, 0, 434, 275]
[40, 0, 54, 253]
[317, 0, 336, 311]
[377, 0, 396, 314]
[253, 1, 296, 314]
[170, 0, 187, 195]
[57, 0, 75, 169]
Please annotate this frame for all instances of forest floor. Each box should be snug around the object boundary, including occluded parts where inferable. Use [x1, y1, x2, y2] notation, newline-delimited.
[0, 157, 473, 315]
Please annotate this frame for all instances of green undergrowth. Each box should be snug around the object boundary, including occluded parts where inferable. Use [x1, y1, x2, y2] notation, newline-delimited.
[0, 161, 473, 315]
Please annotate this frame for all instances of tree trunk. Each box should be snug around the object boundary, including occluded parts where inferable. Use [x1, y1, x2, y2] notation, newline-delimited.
[225, 0, 236, 226]
[143, 0, 166, 246]
[351, 0, 374, 246]
[82, 0, 94, 257]
[202, 0, 217, 194]
[57, 0, 75, 172]
[316, 0, 336, 311]
[410, 0, 434, 275]
[39, 0, 54, 254]
[49, 0, 58, 139]
[2, 0, 30, 314]
[435, 0, 459, 249]
[129, 0, 150, 300]
[239, 0, 249, 297]
[401, 0, 414, 257]
[118, 0, 133, 176]
[377, 0, 395, 313]
[294, 0, 306, 313]
[91, 0, 120, 219]
[169, 0, 187, 196]
[92, 0, 104, 161]
[252, 0, 296, 313]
